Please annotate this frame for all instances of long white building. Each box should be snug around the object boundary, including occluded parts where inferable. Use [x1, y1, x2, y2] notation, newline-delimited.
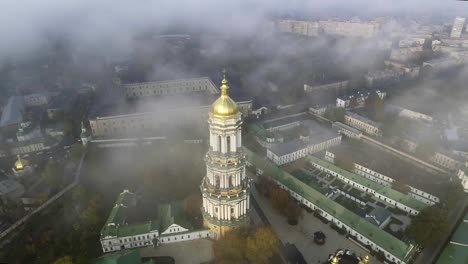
[100, 190, 209, 253]
[89, 77, 252, 139]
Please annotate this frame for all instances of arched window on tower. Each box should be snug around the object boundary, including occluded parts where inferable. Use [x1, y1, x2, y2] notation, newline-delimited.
[218, 136, 222, 152]
[226, 136, 231, 153]
[215, 175, 220, 188]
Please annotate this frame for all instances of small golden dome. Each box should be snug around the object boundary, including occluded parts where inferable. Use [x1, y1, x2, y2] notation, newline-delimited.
[211, 71, 239, 118]
[331, 256, 339, 264]
[15, 155, 25, 170]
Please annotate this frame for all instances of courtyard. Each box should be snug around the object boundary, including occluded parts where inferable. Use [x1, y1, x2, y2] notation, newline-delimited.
[251, 186, 383, 264]
[140, 239, 214, 264]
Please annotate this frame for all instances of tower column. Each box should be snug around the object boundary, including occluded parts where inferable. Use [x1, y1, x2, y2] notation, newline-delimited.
[230, 134, 237, 153]
[221, 136, 227, 153]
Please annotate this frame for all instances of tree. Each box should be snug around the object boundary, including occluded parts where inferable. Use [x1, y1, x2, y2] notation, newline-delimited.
[415, 142, 437, 160]
[334, 152, 355, 171]
[70, 143, 84, 161]
[184, 194, 203, 228]
[349, 97, 359, 108]
[284, 201, 303, 225]
[365, 93, 385, 122]
[439, 179, 465, 209]
[213, 228, 248, 264]
[246, 227, 279, 264]
[324, 107, 345, 122]
[407, 206, 449, 247]
[392, 180, 410, 194]
[42, 160, 63, 188]
[53, 256, 74, 264]
[270, 187, 290, 213]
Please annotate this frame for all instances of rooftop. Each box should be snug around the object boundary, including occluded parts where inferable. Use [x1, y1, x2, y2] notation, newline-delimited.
[93, 249, 157, 264]
[436, 211, 468, 264]
[269, 140, 306, 156]
[268, 120, 340, 157]
[365, 207, 392, 226]
[244, 147, 417, 262]
[159, 202, 192, 232]
[90, 86, 250, 119]
[262, 113, 308, 130]
[345, 111, 382, 128]
[328, 144, 447, 197]
[101, 190, 160, 238]
[307, 155, 427, 211]
[0, 96, 25, 128]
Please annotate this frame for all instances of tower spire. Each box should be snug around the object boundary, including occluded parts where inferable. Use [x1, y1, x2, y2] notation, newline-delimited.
[220, 68, 229, 96]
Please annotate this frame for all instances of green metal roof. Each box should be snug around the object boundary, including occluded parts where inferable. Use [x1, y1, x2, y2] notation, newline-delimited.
[247, 123, 267, 140]
[159, 203, 192, 232]
[450, 221, 468, 246]
[306, 156, 427, 211]
[437, 212, 468, 264]
[436, 243, 468, 264]
[116, 221, 159, 237]
[101, 190, 158, 238]
[244, 147, 417, 262]
[105, 190, 135, 226]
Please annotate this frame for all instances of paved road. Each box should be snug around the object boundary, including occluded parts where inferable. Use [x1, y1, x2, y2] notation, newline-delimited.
[252, 187, 382, 264]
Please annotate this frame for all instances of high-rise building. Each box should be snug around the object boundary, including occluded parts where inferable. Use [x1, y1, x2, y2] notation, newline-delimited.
[450, 17, 465, 38]
[200, 71, 250, 239]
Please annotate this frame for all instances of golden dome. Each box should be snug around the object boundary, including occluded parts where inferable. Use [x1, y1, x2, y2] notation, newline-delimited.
[211, 72, 239, 118]
[359, 256, 370, 264]
[331, 256, 339, 264]
[15, 155, 24, 170]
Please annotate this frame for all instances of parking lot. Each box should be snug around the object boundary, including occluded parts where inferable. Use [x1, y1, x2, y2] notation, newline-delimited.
[252, 188, 383, 264]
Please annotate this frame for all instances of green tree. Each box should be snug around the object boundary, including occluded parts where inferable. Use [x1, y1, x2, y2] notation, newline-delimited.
[392, 180, 410, 194]
[439, 179, 465, 209]
[53, 256, 74, 264]
[284, 201, 303, 225]
[246, 227, 279, 264]
[42, 160, 63, 188]
[324, 107, 345, 122]
[212, 228, 249, 264]
[365, 93, 385, 122]
[349, 97, 359, 108]
[407, 206, 449, 247]
[70, 143, 84, 161]
[334, 152, 355, 171]
[415, 142, 437, 160]
[184, 194, 203, 228]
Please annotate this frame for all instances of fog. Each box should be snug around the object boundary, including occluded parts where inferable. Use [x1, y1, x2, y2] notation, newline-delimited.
[1, 0, 467, 59]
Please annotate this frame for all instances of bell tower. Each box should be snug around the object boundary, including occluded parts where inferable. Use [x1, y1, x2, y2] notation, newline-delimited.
[200, 70, 250, 239]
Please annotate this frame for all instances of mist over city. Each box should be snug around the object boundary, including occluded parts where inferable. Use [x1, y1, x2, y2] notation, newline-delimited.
[0, 1, 468, 264]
